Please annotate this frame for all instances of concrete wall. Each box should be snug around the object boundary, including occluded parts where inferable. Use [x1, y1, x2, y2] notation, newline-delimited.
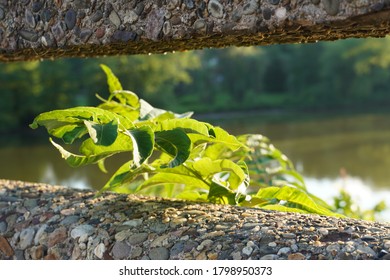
[1, 0, 390, 62]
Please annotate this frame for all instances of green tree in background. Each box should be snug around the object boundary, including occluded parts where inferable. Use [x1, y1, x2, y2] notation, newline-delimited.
[3, 37, 390, 133]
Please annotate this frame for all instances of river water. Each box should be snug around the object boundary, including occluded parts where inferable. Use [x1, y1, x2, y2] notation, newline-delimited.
[2, 111, 390, 221]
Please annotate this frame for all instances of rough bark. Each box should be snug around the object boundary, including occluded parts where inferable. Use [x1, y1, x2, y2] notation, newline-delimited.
[1, 180, 390, 260]
[1, 0, 390, 62]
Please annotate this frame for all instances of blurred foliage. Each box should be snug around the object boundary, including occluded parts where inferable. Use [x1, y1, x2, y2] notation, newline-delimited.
[3, 37, 390, 132]
[333, 189, 387, 221]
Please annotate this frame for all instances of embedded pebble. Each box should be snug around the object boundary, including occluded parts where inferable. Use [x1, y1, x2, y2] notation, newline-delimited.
[242, 0, 258, 15]
[361, 235, 376, 242]
[282, 233, 296, 239]
[356, 245, 376, 257]
[277, 247, 291, 255]
[318, 228, 329, 235]
[128, 232, 148, 245]
[326, 244, 340, 253]
[94, 243, 106, 259]
[170, 241, 186, 257]
[32, 1, 43, 13]
[134, 3, 144, 15]
[112, 241, 131, 259]
[71, 224, 95, 239]
[124, 11, 138, 24]
[323, 0, 340, 16]
[19, 30, 38, 42]
[48, 227, 67, 247]
[0, 235, 14, 258]
[184, 0, 195, 9]
[51, 22, 65, 41]
[115, 229, 132, 242]
[65, 9, 77, 30]
[268, 242, 277, 247]
[19, 228, 35, 250]
[123, 219, 143, 228]
[167, 0, 181, 10]
[208, 0, 224, 19]
[79, 29, 93, 43]
[288, 253, 306, 260]
[60, 215, 80, 226]
[109, 10, 121, 28]
[34, 224, 48, 245]
[231, 251, 242, 260]
[145, 8, 165, 41]
[163, 21, 172, 35]
[260, 254, 278, 260]
[268, 0, 280, 5]
[242, 246, 253, 256]
[344, 243, 355, 253]
[263, 8, 272, 20]
[149, 247, 169, 260]
[91, 10, 103, 22]
[275, 7, 286, 19]
[0, 7, 4, 21]
[25, 9, 36, 28]
[0, 222, 6, 233]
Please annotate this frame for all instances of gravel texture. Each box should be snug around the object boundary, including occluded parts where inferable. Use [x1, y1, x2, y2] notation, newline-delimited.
[1, 1, 390, 62]
[1, 179, 390, 260]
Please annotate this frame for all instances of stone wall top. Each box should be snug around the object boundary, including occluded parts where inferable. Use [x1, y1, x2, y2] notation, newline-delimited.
[1, 0, 390, 62]
[1, 180, 390, 260]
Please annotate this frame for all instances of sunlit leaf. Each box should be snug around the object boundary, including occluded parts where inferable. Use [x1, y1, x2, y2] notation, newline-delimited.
[111, 90, 139, 108]
[155, 129, 191, 168]
[50, 138, 109, 168]
[84, 120, 118, 146]
[125, 126, 154, 167]
[255, 186, 341, 217]
[191, 158, 247, 190]
[100, 64, 123, 94]
[79, 133, 133, 156]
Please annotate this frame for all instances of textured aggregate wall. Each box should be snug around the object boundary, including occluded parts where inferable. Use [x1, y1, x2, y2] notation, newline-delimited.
[1, 0, 390, 61]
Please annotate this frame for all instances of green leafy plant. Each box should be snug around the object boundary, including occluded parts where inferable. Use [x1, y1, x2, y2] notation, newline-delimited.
[333, 189, 386, 221]
[30, 65, 340, 217]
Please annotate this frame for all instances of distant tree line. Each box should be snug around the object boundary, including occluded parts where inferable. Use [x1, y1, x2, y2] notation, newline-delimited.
[2, 37, 390, 133]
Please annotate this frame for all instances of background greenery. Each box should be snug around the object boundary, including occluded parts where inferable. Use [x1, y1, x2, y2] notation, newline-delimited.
[2, 37, 390, 133]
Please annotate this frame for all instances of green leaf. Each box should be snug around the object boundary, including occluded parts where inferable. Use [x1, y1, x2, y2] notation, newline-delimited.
[62, 126, 88, 144]
[111, 90, 139, 108]
[79, 133, 133, 156]
[124, 126, 155, 167]
[139, 99, 193, 121]
[158, 119, 210, 135]
[255, 186, 339, 216]
[100, 64, 123, 94]
[98, 161, 135, 194]
[98, 101, 140, 122]
[191, 158, 247, 190]
[155, 129, 191, 168]
[30, 106, 133, 136]
[259, 204, 312, 214]
[84, 120, 118, 146]
[136, 165, 210, 191]
[50, 138, 109, 168]
[208, 182, 236, 205]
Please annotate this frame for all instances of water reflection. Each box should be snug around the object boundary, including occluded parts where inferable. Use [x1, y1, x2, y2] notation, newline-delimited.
[1, 112, 390, 220]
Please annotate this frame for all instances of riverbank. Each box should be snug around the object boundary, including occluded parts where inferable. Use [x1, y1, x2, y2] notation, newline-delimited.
[1, 179, 390, 260]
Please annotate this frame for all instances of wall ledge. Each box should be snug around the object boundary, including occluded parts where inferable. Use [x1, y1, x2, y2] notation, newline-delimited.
[0, 179, 389, 260]
[1, 1, 390, 62]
